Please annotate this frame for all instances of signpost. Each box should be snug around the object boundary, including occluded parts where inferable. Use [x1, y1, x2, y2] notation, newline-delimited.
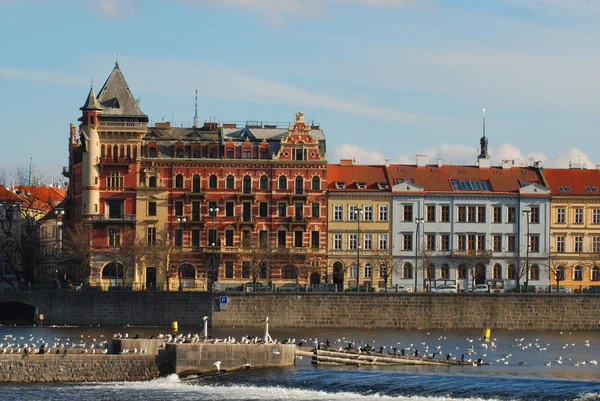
[219, 296, 229, 310]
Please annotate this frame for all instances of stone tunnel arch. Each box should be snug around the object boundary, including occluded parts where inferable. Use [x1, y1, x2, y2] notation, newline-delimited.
[0, 301, 36, 324]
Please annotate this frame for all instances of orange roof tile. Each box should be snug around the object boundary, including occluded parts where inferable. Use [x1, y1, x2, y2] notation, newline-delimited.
[385, 164, 545, 194]
[327, 163, 390, 192]
[542, 168, 600, 195]
[14, 186, 66, 212]
[0, 185, 21, 202]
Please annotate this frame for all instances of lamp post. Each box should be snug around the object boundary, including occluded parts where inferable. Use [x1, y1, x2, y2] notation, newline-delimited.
[522, 209, 531, 293]
[209, 207, 219, 291]
[54, 209, 64, 288]
[415, 217, 424, 292]
[177, 216, 186, 291]
[354, 208, 363, 290]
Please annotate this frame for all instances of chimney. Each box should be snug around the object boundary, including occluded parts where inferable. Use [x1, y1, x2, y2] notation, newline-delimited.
[340, 159, 353, 167]
[437, 158, 443, 167]
[501, 159, 513, 169]
[384, 158, 390, 167]
[416, 154, 427, 167]
[155, 122, 171, 129]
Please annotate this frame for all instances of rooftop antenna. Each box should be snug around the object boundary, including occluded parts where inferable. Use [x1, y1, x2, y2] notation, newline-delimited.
[28, 157, 32, 186]
[482, 108, 486, 138]
[193, 89, 200, 128]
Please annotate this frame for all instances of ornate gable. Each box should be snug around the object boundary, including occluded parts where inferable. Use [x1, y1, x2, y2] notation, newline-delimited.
[274, 112, 323, 161]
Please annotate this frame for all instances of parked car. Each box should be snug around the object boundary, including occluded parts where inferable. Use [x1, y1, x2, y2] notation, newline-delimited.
[383, 285, 412, 293]
[431, 284, 458, 293]
[277, 283, 306, 292]
[545, 286, 572, 293]
[308, 283, 336, 292]
[344, 285, 376, 292]
[244, 282, 270, 292]
[471, 284, 489, 293]
[507, 285, 537, 293]
[583, 285, 600, 294]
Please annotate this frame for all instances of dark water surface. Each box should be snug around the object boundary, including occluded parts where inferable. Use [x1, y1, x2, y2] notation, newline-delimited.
[1, 325, 599, 400]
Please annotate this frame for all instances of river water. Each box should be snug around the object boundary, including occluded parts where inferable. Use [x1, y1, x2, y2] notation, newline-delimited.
[1, 325, 599, 401]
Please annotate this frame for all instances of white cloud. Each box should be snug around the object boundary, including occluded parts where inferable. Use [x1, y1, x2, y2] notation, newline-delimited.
[545, 147, 595, 169]
[88, 0, 136, 18]
[330, 143, 386, 165]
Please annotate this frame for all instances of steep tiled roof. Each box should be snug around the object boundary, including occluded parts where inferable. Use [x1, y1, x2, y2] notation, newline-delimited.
[14, 186, 65, 213]
[96, 62, 145, 117]
[0, 185, 21, 202]
[80, 86, 103, 111]
[328, 162, 390, 192]
[385, 164, 545, 194]
[542, 168, 600, 195]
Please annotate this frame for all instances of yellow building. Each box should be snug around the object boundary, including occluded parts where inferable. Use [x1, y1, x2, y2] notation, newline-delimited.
[544, 167, 600, 291]
[327, 160, 392, 291]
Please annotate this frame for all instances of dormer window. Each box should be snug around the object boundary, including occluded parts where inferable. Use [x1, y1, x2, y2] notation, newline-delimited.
[335, 182, 345, 189]
[585, 186, 599, 192]
[522, 170, 530, 175]
[377, 183, 389, 190]
[356, 182, 366, 190]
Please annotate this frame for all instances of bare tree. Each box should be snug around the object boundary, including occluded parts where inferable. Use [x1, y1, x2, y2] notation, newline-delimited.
[146, 230, 176, 290]
[239, 236, 277, 289]
[61, 223, 92, 284]
[278, 248, 321, 289]
[450, 250, 492, 291]
[546, 253, 569, 293]
[367, 249, 403, 291]
[114, 227, 146, 288]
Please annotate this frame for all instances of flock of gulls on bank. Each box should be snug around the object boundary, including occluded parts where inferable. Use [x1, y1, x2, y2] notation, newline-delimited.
[0, 329, 597, 368]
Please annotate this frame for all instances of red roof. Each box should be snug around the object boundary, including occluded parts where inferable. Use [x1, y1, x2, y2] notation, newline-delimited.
[385, 164, 545, 194]
[0, 185, 21, 202]
[327, 162, 390, 192]
[542, 168, 600, 195]
[14, 186, 66, 212]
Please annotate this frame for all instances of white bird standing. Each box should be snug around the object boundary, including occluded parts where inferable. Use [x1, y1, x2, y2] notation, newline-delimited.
[213, 361, 222, 371]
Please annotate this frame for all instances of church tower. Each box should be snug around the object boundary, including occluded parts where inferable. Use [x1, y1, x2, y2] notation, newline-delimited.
[478, 108, 491, 169]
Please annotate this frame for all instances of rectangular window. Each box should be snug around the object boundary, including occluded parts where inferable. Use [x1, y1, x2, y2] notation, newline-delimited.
[556, 236, 565, 252]
[259, 230, 268, 247]
[349, 205, 358, 221]
[530, 206, 540, 223]
[174, 201, 183, 217]
[260, 148, 268, 159]
[403, 205, 413, 222]
[593, 236, 600, 253]
[363, 233, 372, 250]
[507, 207, 516, 223]
[226, 148, 234, 158]
[467, 206, 477, 222]
[175, 228, 183, 247]
[294, 231, 303, 247]
[312, 202, 320, 218]
[259, 202, 268, 218]
[225, 262, 234, 279]
[468, 234, 476, 250]
[208, 229, 217, 246]
[334, 205, 343, 221]
[277, 230, 286, 247]
[108, 228, 121, 247]
[574, 236, 583, 253]
[242, 262, 250, 278]
[457, 234, 466, 251]
[225, 201, 234, 217]
[507, 235, 516, 252]
[349, 234, 357, 250]
[457, 265, 467, 279]
[225, 230, 234, 246]
[311, 231, 320, 248]
[192, 201, 201, 221]
[493, 235, 502, 252]
[107, 171, 124, 188]
[192, 229, 200, 247]
[426, 205, 435, 222]
[402, 233, 413, 251]
[294, 202, 303, 220]
[457, 206, 466, 222]
[440, 205, 450, 222]
[426, 234, 435, 251]
[148, 201, 157, 217]
[492, 206, 502, 223]
[333, 233, 342, 250]
[477, 206, 486, 223]
[278, 202, 287, 217]
[378, 205, 388, 221]
[147, 227, 156, 246]
[557, 208, 566, 224]
[242, 230, 251, 247]
[106, 199, 124, 219]
[440, 234, 450, 251]
[364, 205, 373, 221]
[477, 234, 486, 251]
[530, 235, 540, 253]
[575, 208, 583, 224]
[379, 234, 388, 250]
[593, 209, 600, 224]
[243, 148, 251, 159]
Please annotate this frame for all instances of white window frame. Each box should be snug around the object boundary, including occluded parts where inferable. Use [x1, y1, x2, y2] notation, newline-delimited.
[575, 208, 584, 224]
[557, 208, 566, 224]
[349, 234, 357, 250]
[333, 204, 343, 221]
[333, 233, 342, 250]
[593, 209, 600, 224]
[379, 233, 388, 250]
[349, 205, 358, 221]
[378, 205, 388, 221]
[363, 205, 373, 221]
[363, 233, 372, 250]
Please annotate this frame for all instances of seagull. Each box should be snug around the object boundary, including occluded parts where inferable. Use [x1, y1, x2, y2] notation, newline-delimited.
[214, 361, 222, 371]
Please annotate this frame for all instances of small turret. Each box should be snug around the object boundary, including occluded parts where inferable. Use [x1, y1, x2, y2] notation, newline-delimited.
[478, 108, 491, 168]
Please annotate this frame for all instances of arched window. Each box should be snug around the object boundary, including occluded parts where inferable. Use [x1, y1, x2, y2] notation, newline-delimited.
[493, 263, 502, 279]
[349, 263, 358, 278]
[379, 264, 387, 278]
[176, 147, 184, 158]
[333, 262, 344, 278]
[180, 264, 196, 279]
[149, 176, 157, 188]
[403, 263, 413, 279]
[209, 174, 218, 189]
[193, 147, 201, 158]
[441, 264, 450, 279]
[259, 175, 269, 190]
[457, 264, 467, 279]
[102, 262, 124, 278]
[149, 147, 157, 158]
[278, 175, 287, 190]
[556, 266, 566, 280]
[508, 264, 516, 280]
[126, 145, 131, 159]
[175, 174, 184, 189]
[282, 265, 298, 279]
[530, 264, 540, 280]
[311, 176, 320, 191]
[243, 175, 252, 194]
[113, 145, 118, 162]
[226, 175, 235, 189]
[192, 175, 201, 193]
[426, 264, 435, 279]
[364, 262, 372, 278]
[120, 145, 124, 157]
[592, 265, 600, 281]
[101, 145, 106, 158]
[574, 265, 583, 280]
[133, 145, 137, 159]
[209, 148, 217, 158]
[295, 176, 304, 195]
[259, 262, 268, 279]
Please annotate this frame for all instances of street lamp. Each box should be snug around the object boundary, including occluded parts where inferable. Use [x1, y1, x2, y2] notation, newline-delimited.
[209, 207, 219, 291]
[522, 209, 531, 293]
[54, 209, 64, 288]
[354, 208, 363, 290]
[177, 216, 186, 291]
[415, 217, 424, 292]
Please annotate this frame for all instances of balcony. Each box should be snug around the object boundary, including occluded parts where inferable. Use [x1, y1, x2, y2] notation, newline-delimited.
[220, 246, 240, 254]
[236, 215, 255, 227]
[98, 156, 135, 166]
[450, 249, 492, 258]
[91, 214, 136, 225]
[288, 189, 308, 202]
[188, 217, 206, 226]
[99, 121, 146, 130]
[288, 216, 308, 227]
[185, 189, 207, 201]
[236, 188, 256, 201]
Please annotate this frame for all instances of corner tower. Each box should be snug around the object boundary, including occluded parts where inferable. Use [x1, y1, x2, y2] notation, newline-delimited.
[80, 86, 103, 216]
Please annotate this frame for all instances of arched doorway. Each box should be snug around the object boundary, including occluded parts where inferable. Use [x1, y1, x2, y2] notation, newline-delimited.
[475, 264, 486, 285]
[309, 272, 320, 286]
[0, 302, 35, 324]
[333, 262, 344, 292]
[102, 262, 124, 289]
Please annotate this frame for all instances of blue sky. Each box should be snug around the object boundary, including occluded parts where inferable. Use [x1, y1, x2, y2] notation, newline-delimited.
[2, 0, 600, 181]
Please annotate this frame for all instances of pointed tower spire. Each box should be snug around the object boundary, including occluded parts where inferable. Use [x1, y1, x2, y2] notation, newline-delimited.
[80, 86, 103, 111]
[479, 108, 489, 159]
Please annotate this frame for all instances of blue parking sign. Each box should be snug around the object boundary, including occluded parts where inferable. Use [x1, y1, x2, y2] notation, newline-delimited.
[220, 296, 229, 304]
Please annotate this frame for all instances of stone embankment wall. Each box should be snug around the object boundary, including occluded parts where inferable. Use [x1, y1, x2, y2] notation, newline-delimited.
[0, 354, 158, 383]
[212, 293, 600, 331]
